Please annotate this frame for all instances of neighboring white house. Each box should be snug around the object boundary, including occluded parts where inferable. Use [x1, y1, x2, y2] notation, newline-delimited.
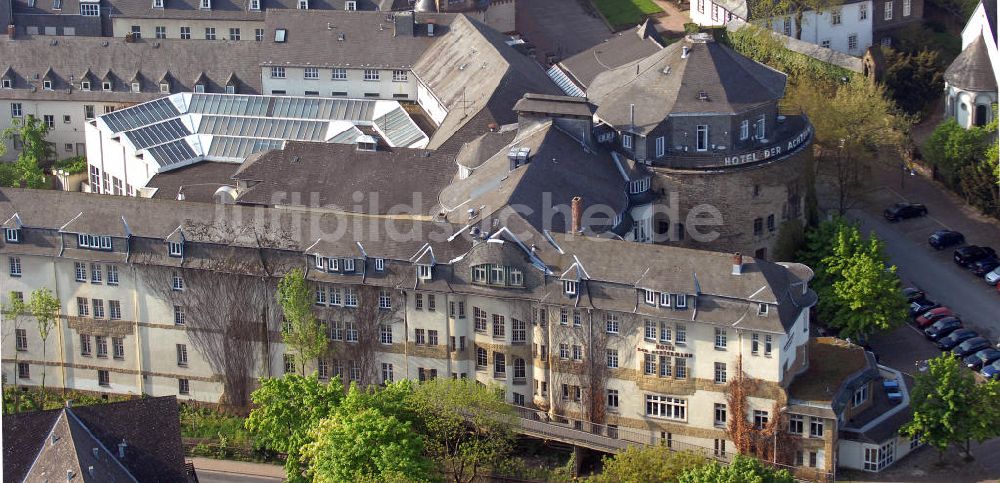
[944, 0, 999, 128]
[690, 0, 874, 56]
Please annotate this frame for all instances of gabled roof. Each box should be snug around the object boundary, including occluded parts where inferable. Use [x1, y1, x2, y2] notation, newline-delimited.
[131, 70, 143, 83]
[587, 33, 787, 133]
[41, 66, 55, 80]
[556, 19, 666, 90]
[1, 65, 13, 79]
[80, 68, 99, 83]
[945, 35, 998, 92]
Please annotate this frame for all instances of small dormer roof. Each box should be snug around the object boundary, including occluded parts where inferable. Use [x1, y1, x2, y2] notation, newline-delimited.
[410, 244, 436, 266]
[1, 66, 13, 79]
[102, 70, 114, 82]
[42, 67, 55, 80]
[2, 213, 23, 229]
[165, 225, 184, 242]
[193, 71, 209, 85]
[80, 68, 98, 83]
[560, 256, 589, 281]
[224, 72, 239, 87]
[159, 71, 173, 84]
[131, 70, 143, 83]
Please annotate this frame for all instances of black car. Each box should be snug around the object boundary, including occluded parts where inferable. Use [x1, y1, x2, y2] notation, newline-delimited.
[884, 202, 928, 222]
[954, 246, 997, 267]
[970, 257, 1000, 277]
[910, 299, 940, 318]
[924, 317, 962, 340]
[963, 348, 1000, 370]
[952, 337, 991, 358]
[929, 230, 965, 250]
[902, 287, 926, 303]
[937, 328, 978, 350]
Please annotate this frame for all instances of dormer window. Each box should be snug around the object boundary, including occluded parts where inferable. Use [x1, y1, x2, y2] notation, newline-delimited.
[275, 29, 287, 42]
[103, 81, 112, 91]
[153, 0, 163, 7]
[225, 85, 236, 94]
[509, 269, 523, 287]
[194, 84, 205, 93]
[249, 0, 260, 10]
[315, 255, 325, 270]
[168, 241, 183, 257]
[472, 265, 487, 283]
[622, 133, 633, 149]
[659, 292, 671, 307]
[418, 264, 432, 280]
[629, 177, 650, 194]
[200, 0, 211, 9]
[4, 228, 21, 243]
[297, 0, 308, 8]
[343, 258, 355, 272]
[81, 81, 90, 91]
[159, 82, 169, 93]
[644, 289, 656, 305]
[696, 125, 709, 151]
[490, 265, 504, 284]
[43, 80, 53, 90]
[563, 280, 578, 296]
[2, 78, 11, 89]
[78, 234, 112, 251]
[755, 115, 766, 140]
[740, 119, 749, 140]
[131, 82, 140, 93]
[758, 303, 768, 316]
[676, 294, 688, 309]
[345, 0, 356, 9]
[374, 258, 385, 271]
[471, 264, 523, 288]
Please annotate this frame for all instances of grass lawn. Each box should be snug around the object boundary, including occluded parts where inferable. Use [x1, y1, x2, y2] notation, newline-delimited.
[592, 0, 664, 30]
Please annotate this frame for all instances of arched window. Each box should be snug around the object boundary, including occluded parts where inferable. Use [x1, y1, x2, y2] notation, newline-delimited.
[975, 104, 989, 126]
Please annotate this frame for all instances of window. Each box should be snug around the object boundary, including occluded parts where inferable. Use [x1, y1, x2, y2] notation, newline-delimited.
[765, 335, 773, 356]
[711, 3, 719, 21]
[714, 362, 727, 384]
[98, 370, 110, 387]
[173, 343, 188, 367]
[655, 136, 665, 157]
[378, 289, 391, 309]
[884, 1, 893, 20]
[754, 217, 764, 236]
[254, 28, 264, 41]
[8, 256, 21, 277]
[606, 349, 618, 368]
[315, 286, 327, 306]
[474, 307, 487, 332]
[95, 336, 107, 358]
[43, 115, 55, 129]
[675, 358, 687, 379]
[414, 328, 425, 345]
[345, 321, 358, 342]
[152, 26, 166, 39]
[810, 417, 825, 438]
[10, 103, 21, 118]
[697, 0, 704, 12]
[180, 26, 191, 39]
[821, 39, 831, 49]
[903, 0, 911, 15]
[392, 70, 408, 82]
[622, 133, 633, 149]
[74, 262, 86, 282]
[329, 68, 349, 81]
[767, 214, 776, 232]
[92, 299, 105, 319]
[107, 265, 119, 285]
[201, 0, 211, 8]
[860, 3, 868, 19]
[374, 258, 385, 271]
[205, 27, 216, 40]
[80, 335, 92, 356]
[298, 0, 308, 7]
[696, 125, 709, 151]
[753, 410, 769, 429]
[714, 403, 727, 426]
[174, 305, 185, 325]
[1, 78, 9, 89]
[512, 318, 526, 343]
[853, 384, 869, 407]
[646, 395, 686, 420]
[675, 324, 687, 344]
[476, 346, 488, 368]
[42, 79, 54, 90]
[644, 289, 657, 305]
[494, 352, 506, 376]
[379, 324, 393, 344]
[80, 3, 99, 15]
[283, 354, 295, 374]
[572, 345, 582, 361]
[714, 328, 727, 349]
[644, 353, 656, 375]
[831, 8, 841, 24]
[675, 294, 687, 309]
[427, 329, 438, 346]
[848, 34, 858, 51]
[112, 337, 124, 359]
[304, 67, 319, 79]
[17, 363, 29, 379]
[78, 234, 112, 250]
[739, 119, 750, 140]
[644, 319, 656, 340]
[607, 389, 619, 409]
[77, 297, 90, 317]
[605, 313, 619, 334]
[364, 69, 380, 81]
[249, 0, 260, 9]
[15, 329, 27, 351]
[513, 358, 526, 380]
[344, 287, 358, 307]
[382, 363, 394, 383]
[789, 414, 804, 434]
[417, 264, 432, 280]
[172, 272, 184, 291]
[563, 280, 577, 296]
[559, 343, 569, 360]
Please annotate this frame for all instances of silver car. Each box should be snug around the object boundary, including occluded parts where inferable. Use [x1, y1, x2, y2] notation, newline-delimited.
[986, 266, 1000, 285]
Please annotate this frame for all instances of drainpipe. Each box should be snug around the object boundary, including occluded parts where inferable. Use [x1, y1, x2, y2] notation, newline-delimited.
[131, 265, 143, 395]
[51, 254, 67, 391]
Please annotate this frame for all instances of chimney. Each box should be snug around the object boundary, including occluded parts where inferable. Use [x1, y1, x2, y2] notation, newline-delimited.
[682, 46, 690, 58]
[7, 25, 15, 39]
[571, 196, 583, 235]
[393, 11, 414, 37]
[731, 252, 743, 275]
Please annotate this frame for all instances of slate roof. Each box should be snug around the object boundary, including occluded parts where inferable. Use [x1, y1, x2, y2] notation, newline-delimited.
[556, 19, 666, 90]
[146, 160, 242, 202]
[984, 0, 998, 45]
[2, 396, 188, 483]
[1, 187, 813, 332]
[231, 140, 456, 214]
[513, 93, 594, 117]
[945, 35, 998, 91]
[1, 0, 11, 29]
[587, 33, 787, 133]
[107, 0, 380, 21]
[0, 36, 262, 102]
[260, 9, 454, 69]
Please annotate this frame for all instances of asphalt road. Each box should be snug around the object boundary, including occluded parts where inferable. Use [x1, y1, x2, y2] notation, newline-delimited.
[847, 187, 1000, 342]
[197, 470, 282, 483]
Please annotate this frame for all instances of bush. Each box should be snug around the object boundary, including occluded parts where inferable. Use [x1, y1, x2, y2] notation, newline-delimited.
[53, 155, 88, 175]
[880, 47, 945, 115]
[179, 402, 254, 446]
[720, 25, 855, 86]
[684, 22, 701, 34]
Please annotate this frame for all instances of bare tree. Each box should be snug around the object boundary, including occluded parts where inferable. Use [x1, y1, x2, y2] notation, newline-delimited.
[581, 310, 609, 431]
[725, 356, 794, 466]
[340, 283, 402, 387]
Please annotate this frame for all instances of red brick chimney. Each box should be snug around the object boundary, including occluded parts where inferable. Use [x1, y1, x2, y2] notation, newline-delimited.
[732, 252, 743, 275]
[571, 196, 582, 235]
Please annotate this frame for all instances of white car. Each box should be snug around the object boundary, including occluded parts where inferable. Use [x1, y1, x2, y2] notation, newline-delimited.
[986, 266, 1000, 285]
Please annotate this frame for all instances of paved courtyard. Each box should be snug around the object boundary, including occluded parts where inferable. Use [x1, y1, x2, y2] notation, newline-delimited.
[516, 0, 614, 64]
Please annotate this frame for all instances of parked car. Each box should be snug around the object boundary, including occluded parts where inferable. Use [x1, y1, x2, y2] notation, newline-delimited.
[986, 267, 1000, 286]
[952, 337, 991, 358]
[981, 360, 1000, 380]
[937, 329, 978, 350]
[902, 287, 926, 303]
[924, 317, 963, 340]
[916, 307, 954, 328]
[963, 348, 1000, 370]
[954, 246, 997, 268]
[928, 229, 965, 250]
[910, 299, 940, 318]
[884, 202, 928, 221]
[971, 257, 1000, 277]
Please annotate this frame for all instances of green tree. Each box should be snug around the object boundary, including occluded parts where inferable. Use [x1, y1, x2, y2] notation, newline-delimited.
[28, 288, 59, 391]
[302, 407, 434, 483]
[922, 119, 993, 187]
[678, 454, 794, 483]
[410, 378, 516, 483]
[245, 374, 345, 481]
[772, 219, 806, 262]
[825, 234, 908, 340]
[276, 269, 326, 375]
[338, 379, 421, 429]
[881, 47, 945, 115]
[595, 446, 707, 483]
[2, 292, 31, 412]
[903, 354, 1000, 458]
[0, 116, 52, 188]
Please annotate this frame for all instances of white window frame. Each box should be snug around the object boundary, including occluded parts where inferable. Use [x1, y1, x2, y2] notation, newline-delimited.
[655, 136, 665, 157]
[374, 258, 385, 271]
[271, 66, 286, 79]
[659, 292, 671, 307]
[563, 280, 578, 295]
[675, 294, 687, 309]
[645, 395, 687, 421]
[10, 103, 22, 118]
[903, 0, 911, 15]
[103, 81, 112, 91]
[332, 68, 347, 80]
[392, 70, 408, 82]
[249, 0, 260, 9]
[644, 289, 657, 305]
[200, 0, 211, 9]
[714, 328, 727, 349]
[884, 1, 893, 20]
[343, 258, 355, 272]
[740, 119, 749, 140]
[831, 8, 842, 25]
[859, 3, 868, 19]
[622, 133, 633, 149]
[80, 3, 100, 15]
[418, 264, 432, 280]
[363, 69, 380, 81]
[5, 228, 21, 243]
[304, 67, 319, 79]
[298, 0, 308, 8]
[853, 384, 869, 407]
[696, 125, 709, 151]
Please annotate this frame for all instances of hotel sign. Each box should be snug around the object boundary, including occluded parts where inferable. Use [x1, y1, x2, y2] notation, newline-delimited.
[637, 343, 693, 358]
[723, 125, 812, 166]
